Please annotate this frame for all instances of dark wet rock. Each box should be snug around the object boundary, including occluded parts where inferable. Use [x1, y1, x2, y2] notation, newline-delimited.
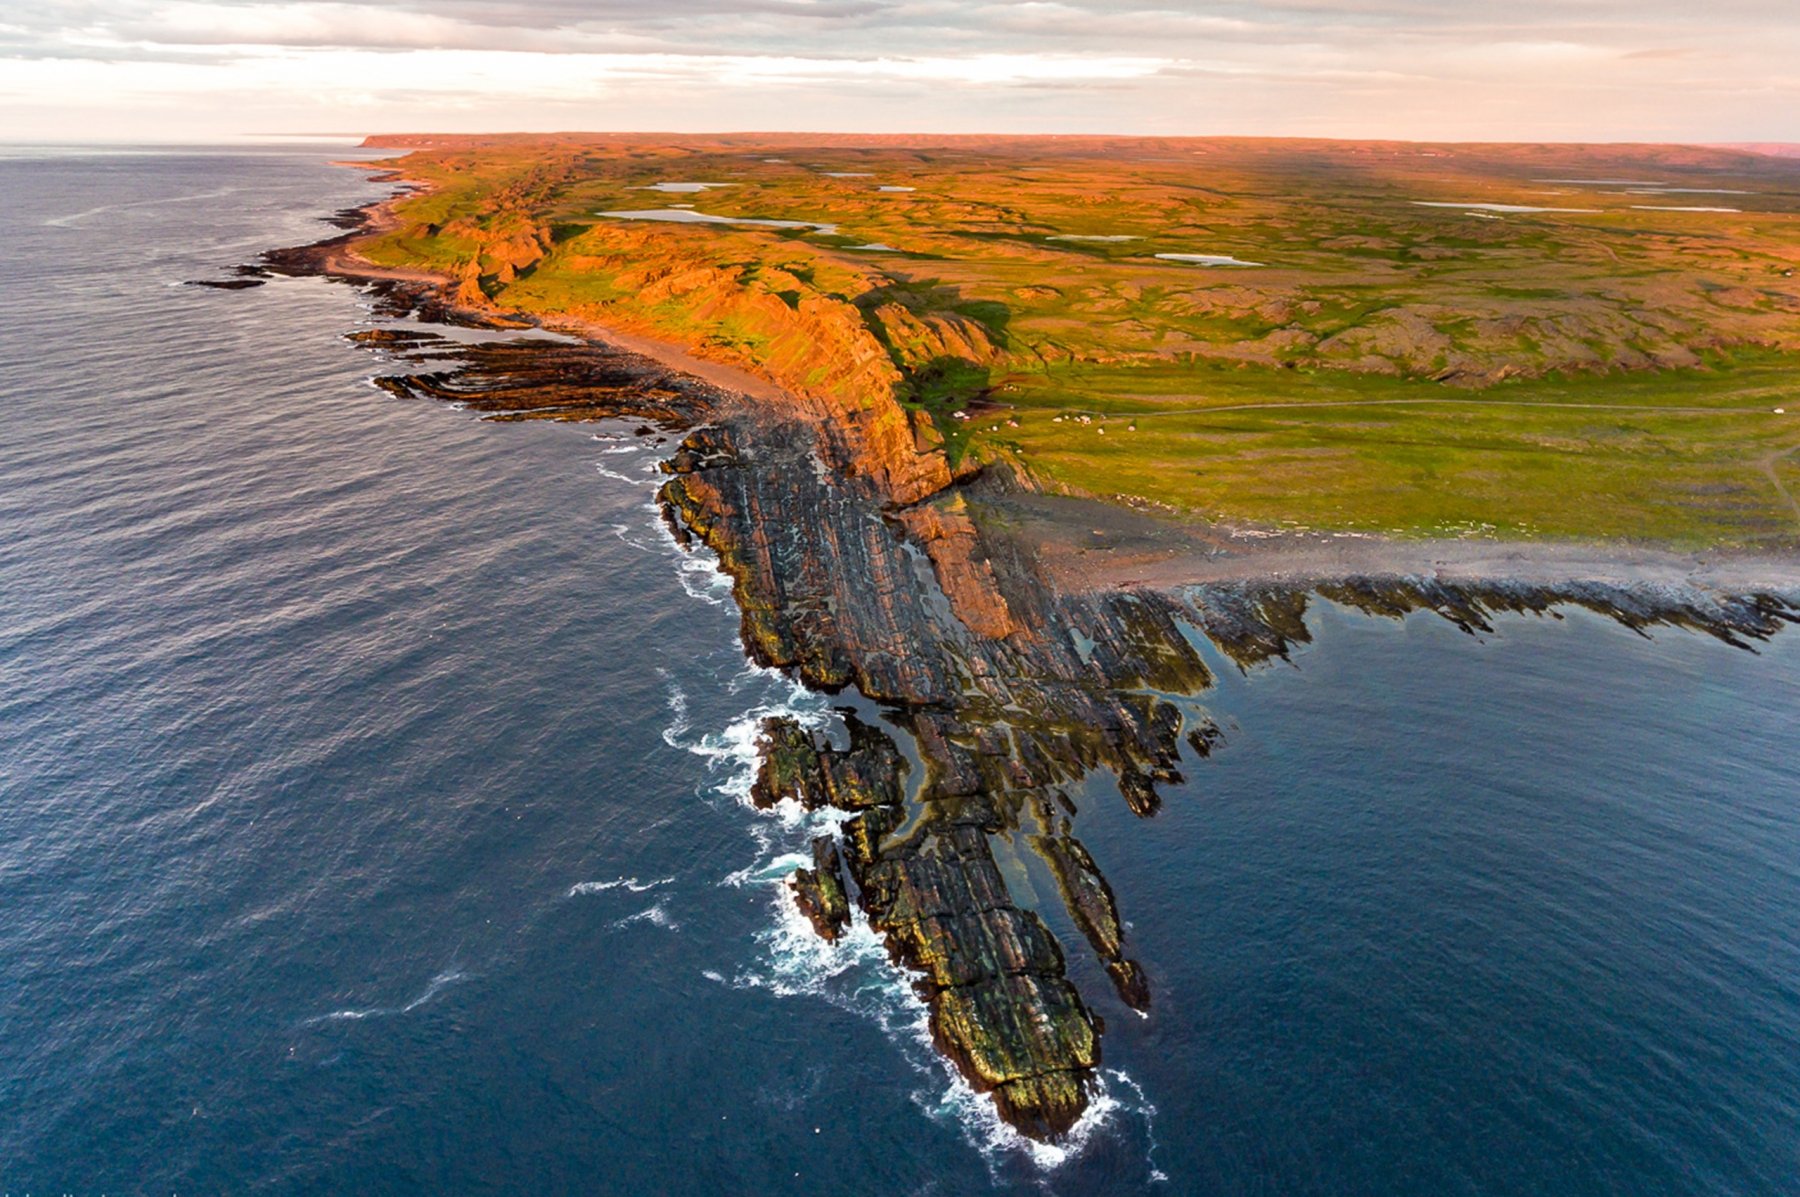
[345, 327, 439, 346]
[751, 716, 825, 809]
[852, 820, 1099, 1139]
[186, 278, 264, 290]
[1033, 831, 1151, 1012]
[1106, 959, 1152, 1012]
[1187, 719, 1225, 759]
[323, 205, 372, 230]
[1116, 768, 1160, 818]
[1184, 583, 1316, 667]
[790, 836, 852, 941]
[820, 713, 908, 810]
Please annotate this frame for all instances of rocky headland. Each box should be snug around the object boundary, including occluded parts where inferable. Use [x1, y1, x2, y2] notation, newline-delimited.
[260, 181, 1799, 1143]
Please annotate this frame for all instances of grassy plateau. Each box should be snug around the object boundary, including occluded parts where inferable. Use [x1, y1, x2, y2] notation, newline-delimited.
[350, 133, 1800, 549]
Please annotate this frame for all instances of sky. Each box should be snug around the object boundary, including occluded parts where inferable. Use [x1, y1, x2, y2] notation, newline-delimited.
[4, 0, 1799, 143]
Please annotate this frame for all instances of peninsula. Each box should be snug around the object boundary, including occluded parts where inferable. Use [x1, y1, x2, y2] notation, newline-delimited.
[262, 133, 1800, 1141]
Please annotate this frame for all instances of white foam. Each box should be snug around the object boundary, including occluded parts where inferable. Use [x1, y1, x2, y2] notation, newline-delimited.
[849, 242, 900, 252]
[612, 900, 680, 930]
[1105, 1069, 1169, 1183]
[1630, 205, 1741, 213]
[671, 677, 831, 810]
[675, 553, 736, 607]
[304, 967, 468, 1025]
[594, 457, 662, 489]
[569, 876, 673, 896]
[878, 186, 916, 193]
[402, 968, 468, 1012]
[660, 674, 693, 747]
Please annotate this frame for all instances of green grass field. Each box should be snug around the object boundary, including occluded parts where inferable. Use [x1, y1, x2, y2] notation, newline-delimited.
[984, 353, 1800, 544]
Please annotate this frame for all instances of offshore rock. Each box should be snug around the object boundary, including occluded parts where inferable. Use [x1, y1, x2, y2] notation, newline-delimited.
[1033, 830, 1151, 1012]
[751, 717, 824, 809]
[1187, 719, 1225, 759]
[790, 836, 852, 941]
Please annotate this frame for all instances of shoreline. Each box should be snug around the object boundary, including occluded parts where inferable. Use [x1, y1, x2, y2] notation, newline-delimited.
[293, 170, 801, 408]
[979, 489, 1800, 597]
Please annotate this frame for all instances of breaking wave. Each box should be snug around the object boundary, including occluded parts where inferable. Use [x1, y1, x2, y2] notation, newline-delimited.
[568, 876, 672, 896]
[303, 966, 469, 1026]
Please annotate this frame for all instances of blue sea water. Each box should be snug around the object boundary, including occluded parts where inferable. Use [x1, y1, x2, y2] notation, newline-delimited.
[1, 146, 1797, 1195]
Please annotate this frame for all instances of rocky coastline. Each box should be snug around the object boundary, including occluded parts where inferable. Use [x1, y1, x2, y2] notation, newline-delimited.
[258, 186, 1800, 1143]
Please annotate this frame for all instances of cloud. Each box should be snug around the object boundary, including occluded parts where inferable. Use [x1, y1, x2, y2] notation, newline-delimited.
[2, 0, 1797, 140]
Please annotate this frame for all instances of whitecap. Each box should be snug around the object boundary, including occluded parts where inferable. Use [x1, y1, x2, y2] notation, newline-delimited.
[658, 668, 692, 746]
[568, 876, 673, 896]
[674, 553, 736, 607]
[402, 968, 468, 1012]
[594, 460, 661, 489]
[303, 967, 468, 1025]
[612, 900, 680, 931]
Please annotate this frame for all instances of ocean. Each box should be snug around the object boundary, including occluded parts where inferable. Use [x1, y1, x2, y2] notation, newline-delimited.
[1, 145, 1796, 1195]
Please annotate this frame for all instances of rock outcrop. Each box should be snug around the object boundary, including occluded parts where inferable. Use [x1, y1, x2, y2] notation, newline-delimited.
[790, 836, 852, 942]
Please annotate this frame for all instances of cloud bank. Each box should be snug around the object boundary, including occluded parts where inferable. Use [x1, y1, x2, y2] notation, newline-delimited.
[4, 0, 1797, 141]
